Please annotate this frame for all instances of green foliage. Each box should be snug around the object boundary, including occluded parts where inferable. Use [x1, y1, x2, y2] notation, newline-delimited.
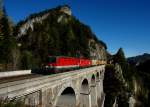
[106, 48, 137, 107]
[137, 59, 150, 74]
[0, 6, 16, 66]
[104, 65, 123, 95]
[104, 95, 115, 107]
[117, 91, 129, 107]
[113, 48, 126, 67]
[113, 48, 135, 91]
[20, 50, 33, 69]
[104, 64, 128, 107]
[135, 60, 150, 106]
[112, 48, 150, 106]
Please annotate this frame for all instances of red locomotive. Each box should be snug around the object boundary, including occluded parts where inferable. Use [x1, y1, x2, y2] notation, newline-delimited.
[47, 56, 92, 72]
[46, 55, 107, 73]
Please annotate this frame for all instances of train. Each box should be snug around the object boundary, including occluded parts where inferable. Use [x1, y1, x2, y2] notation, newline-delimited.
[45, 56, 106, 73]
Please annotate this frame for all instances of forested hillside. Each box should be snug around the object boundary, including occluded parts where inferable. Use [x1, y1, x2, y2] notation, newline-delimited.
[0, 4, 108, 70]
[128, 53, 150, 66]
[104, 48, 134, 107]
[104, 49, 150, 107]
[128, 54, 150, 107]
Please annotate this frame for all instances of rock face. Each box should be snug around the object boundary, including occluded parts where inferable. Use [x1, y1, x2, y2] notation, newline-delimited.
[15, 5, 108, 68]
[17, 13, 49, 38]
[60, 5, 72, 16]
[89, 39, 107, 60]
[114, 64, 126, 84]
[17, 5, 72, 38]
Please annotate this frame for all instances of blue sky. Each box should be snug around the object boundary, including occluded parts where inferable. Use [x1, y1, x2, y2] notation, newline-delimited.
[4, 0, 150, 57]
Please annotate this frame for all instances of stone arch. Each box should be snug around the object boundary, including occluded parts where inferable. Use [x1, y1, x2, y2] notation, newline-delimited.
[80, 78, 91, 107]
[55, 87, 76, 107]
[54, 83, 78, 107]
[80, 78, 89, 94]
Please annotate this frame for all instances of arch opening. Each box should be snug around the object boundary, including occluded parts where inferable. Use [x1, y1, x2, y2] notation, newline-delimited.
[56, 87, 76, 107]
[81, 79, 89, 94]
[91, 74, 96, 85]
[96, 72, 100, 81]
[80, 79, 91, 107]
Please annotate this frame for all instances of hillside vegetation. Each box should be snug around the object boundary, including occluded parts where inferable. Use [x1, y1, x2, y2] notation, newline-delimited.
[0, 4, 107, 70]
[128, 54, 150, 107]
[128, 53, 150, 66]
[104, 48, 150, 107]
[104, 48, 134, 107]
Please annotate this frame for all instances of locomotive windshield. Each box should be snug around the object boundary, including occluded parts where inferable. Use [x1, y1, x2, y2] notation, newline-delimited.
[49, 57, 56, 63]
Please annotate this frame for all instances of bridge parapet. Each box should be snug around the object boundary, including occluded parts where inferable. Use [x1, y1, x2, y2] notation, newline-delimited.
[0, 70, 31, 78]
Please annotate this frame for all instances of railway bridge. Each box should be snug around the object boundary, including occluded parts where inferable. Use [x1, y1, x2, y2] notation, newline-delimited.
[0, 65, 105, 107]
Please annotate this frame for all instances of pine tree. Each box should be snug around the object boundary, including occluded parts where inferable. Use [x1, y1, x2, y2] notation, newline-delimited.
[0, 5, 14, 67]
[0, 0, 3, 37]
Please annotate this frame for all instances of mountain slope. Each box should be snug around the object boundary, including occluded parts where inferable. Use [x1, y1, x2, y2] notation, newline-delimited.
[127, 53, 150, 106]
[14, 5, 108, 69]
[127, 53, 150, 66]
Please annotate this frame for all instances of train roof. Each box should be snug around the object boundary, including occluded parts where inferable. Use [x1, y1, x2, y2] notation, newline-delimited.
[48, 55, 91, 59]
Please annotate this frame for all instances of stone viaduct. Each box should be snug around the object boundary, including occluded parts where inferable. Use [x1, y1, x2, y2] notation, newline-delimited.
[0, 65, 105, 107]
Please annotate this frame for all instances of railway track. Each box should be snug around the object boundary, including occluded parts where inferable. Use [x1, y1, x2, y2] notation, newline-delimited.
[0, 69, 80, 84]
